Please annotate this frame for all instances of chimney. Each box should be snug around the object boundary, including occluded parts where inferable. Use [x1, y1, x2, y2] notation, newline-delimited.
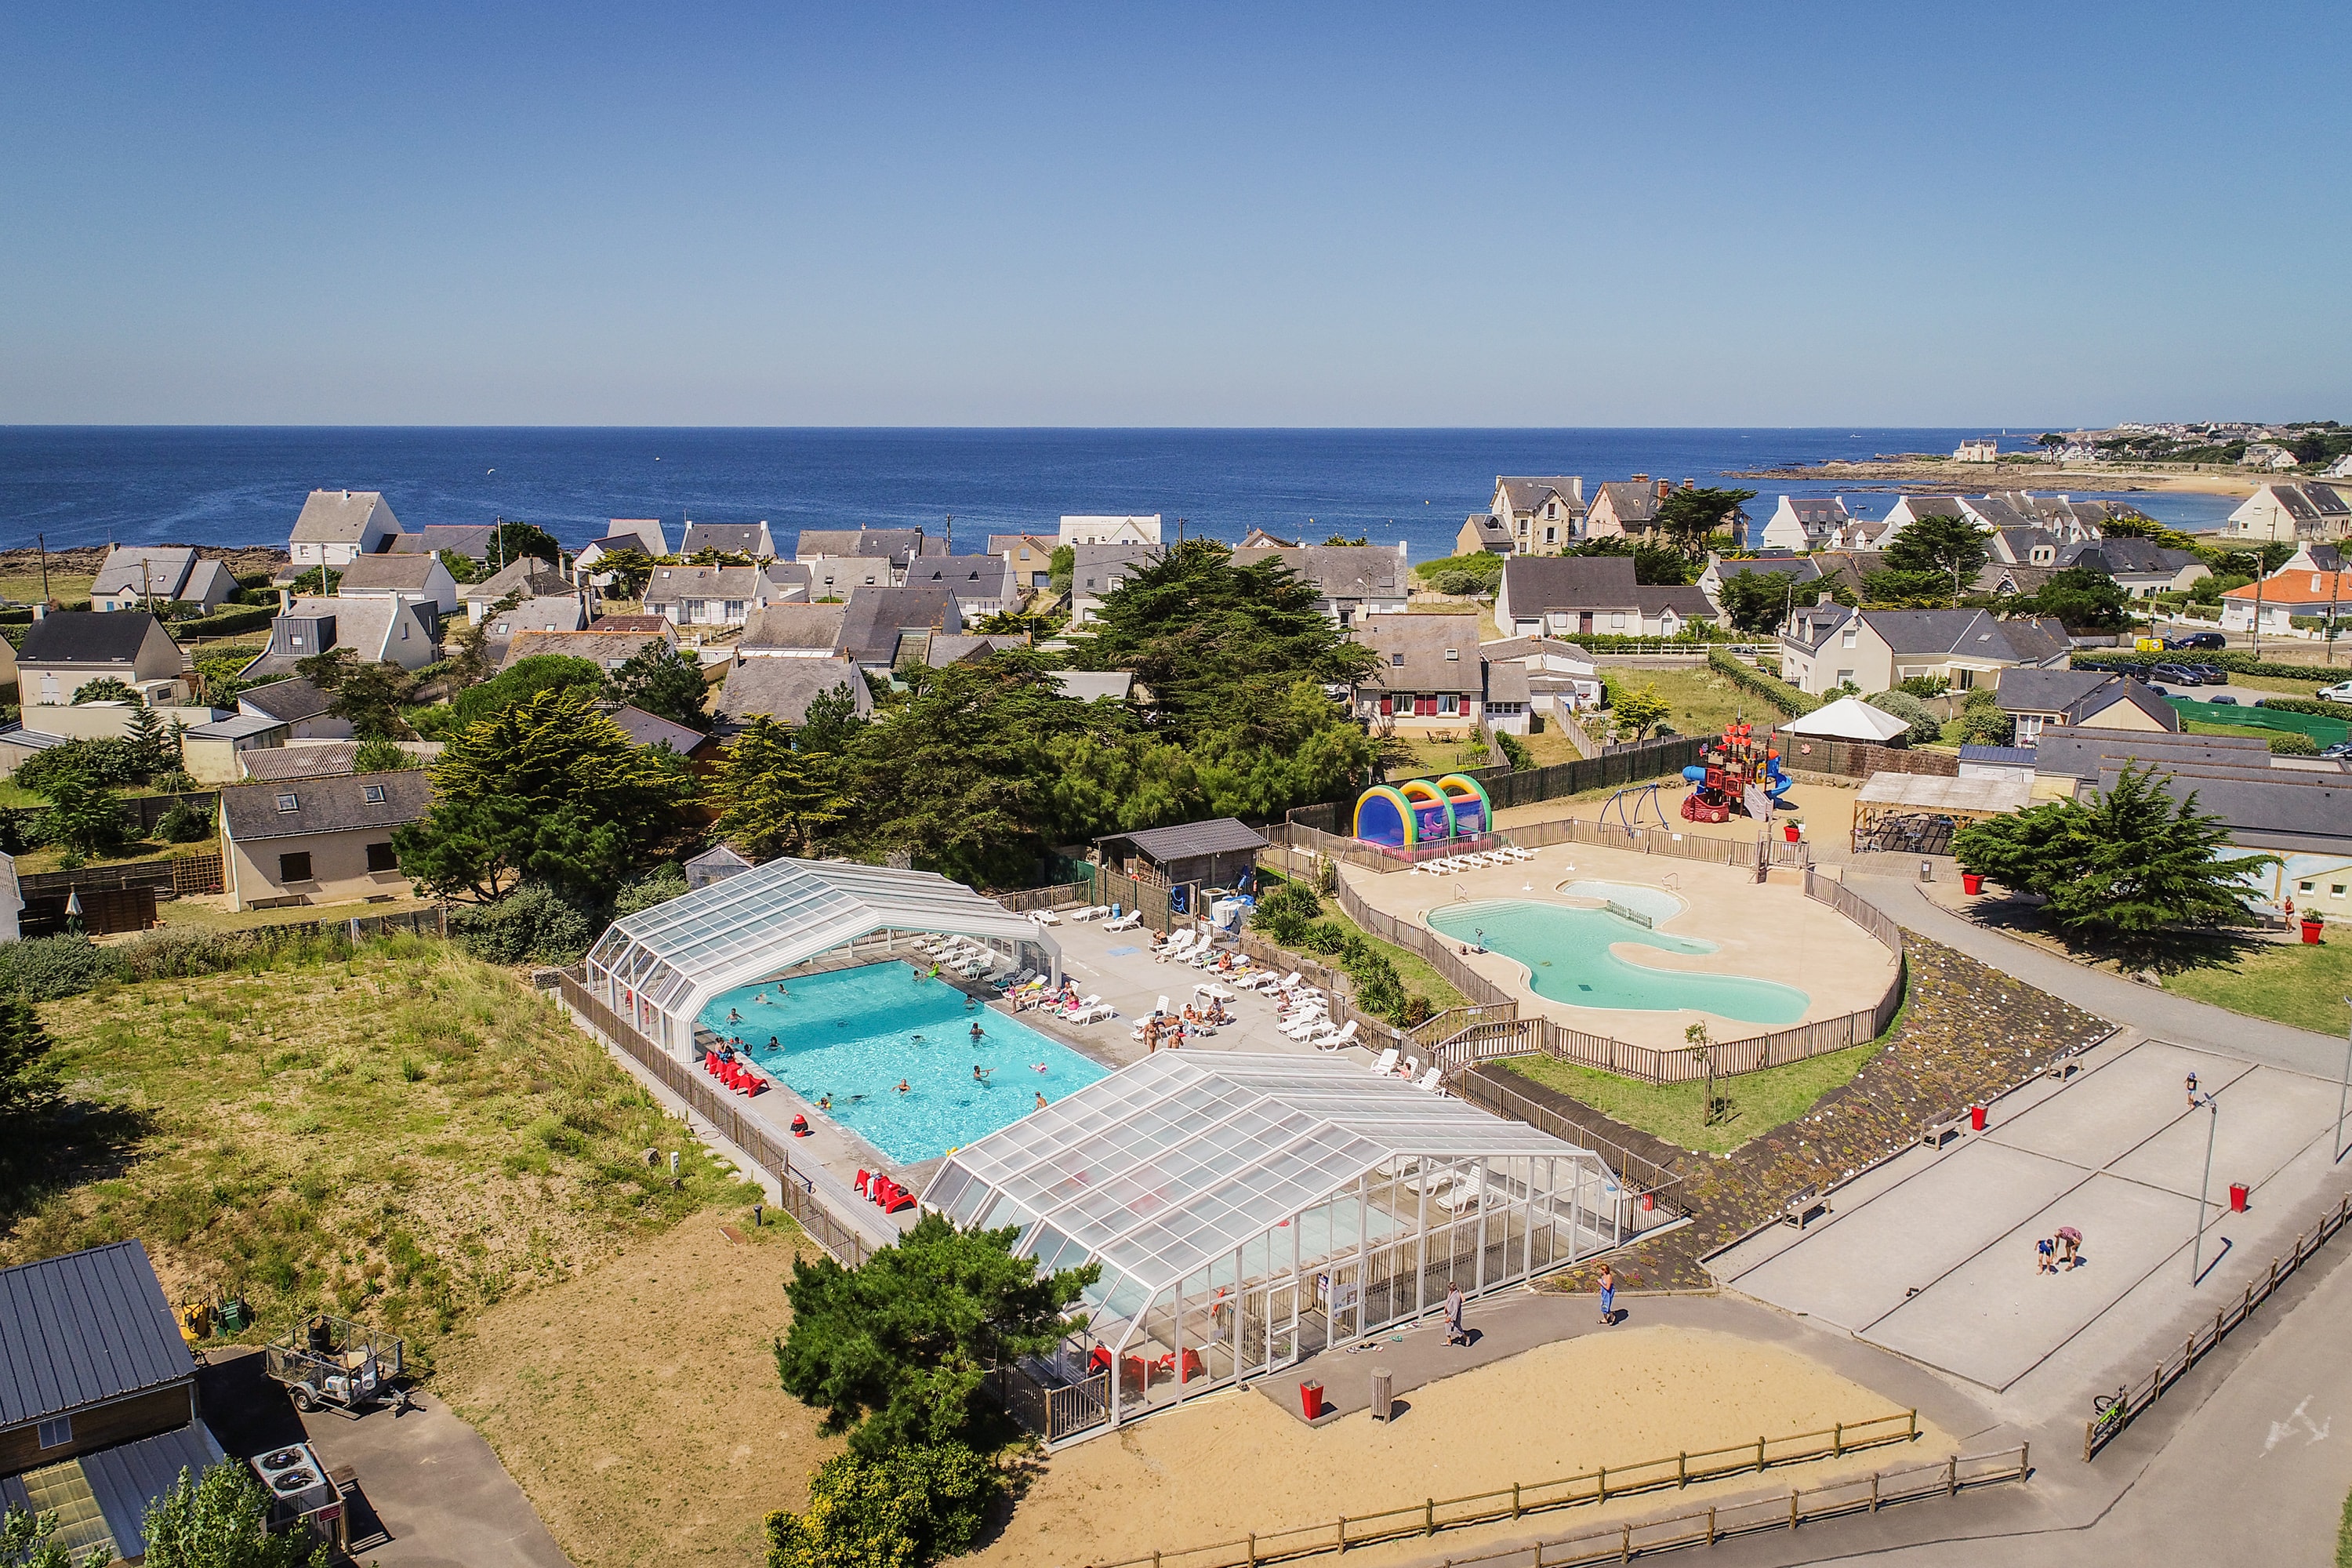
[30, 602, 44, 622]
[1657, 479, 1671, 501]
[279, 586, 291, 613]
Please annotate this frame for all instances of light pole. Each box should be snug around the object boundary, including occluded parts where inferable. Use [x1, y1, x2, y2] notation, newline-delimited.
[2190, 1091, 2220, 1284]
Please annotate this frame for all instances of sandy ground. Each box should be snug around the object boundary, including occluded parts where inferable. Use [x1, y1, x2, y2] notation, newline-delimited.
[975, 1325, 1952, 1568]
[433, 1215, 831, 1568]
[1719, 458, 2259, 499]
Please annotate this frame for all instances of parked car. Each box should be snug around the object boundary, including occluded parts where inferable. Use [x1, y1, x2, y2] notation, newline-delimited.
[2169, 632, 2228, 651]
[2318, 681, 2352, 703]
[2186, 663, 2228, 683]
[2207, 695, 2238, 705]
[2322, 741, 2352, 759]
[2152, 662, 2204, 686]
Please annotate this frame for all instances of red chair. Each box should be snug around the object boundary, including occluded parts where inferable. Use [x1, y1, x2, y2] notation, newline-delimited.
[855, 1169, 871, 1195]
[1120, 1355, 1151, 1394]
[1087, 1345, 1113, 1376]
[1177, 1348, 1206, 1383]
[884, 1189, 915, 1214]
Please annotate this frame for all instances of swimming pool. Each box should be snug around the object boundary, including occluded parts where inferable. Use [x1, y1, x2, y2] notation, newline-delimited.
[1428, 898, 1809, 1025]
[1557, 880, 1683, 924]
[698, 962, 1109, 1164]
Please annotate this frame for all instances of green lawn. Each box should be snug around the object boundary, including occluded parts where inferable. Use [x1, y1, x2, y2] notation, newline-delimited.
[1381, 732, 1493, 780]
[1602, 664, 1765, 741]
[1503, 1040, 1880, 1155]
[9, 940, 757, 1358]
[2169, 936, 2352, 1035]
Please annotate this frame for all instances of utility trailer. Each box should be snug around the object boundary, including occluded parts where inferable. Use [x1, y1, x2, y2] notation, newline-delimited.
[263, 1315, 406, 1416]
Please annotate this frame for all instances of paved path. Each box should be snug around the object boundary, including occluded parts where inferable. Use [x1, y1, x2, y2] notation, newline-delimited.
[1841, 867, 2344, 1076]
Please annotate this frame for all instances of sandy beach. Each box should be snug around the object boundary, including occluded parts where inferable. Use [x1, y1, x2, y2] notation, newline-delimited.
[973, 1324, 1951, 1568]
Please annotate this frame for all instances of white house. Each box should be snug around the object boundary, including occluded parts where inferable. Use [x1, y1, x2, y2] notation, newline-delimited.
[1058, 514, 1163, 546]
[2241, 443, 2300, 471]
[334, 552, 461, 618]
[2224, 483, 2350, 545]
[1953, 437, 2001, 463]
[1069, 544, 1160, 626]
[1754, 496, 1850, 551]
[89, 547, 236, 614]
[641, 564, 787, 629]
[289, 490, 401, 568]
[238, 594, 437, 683]
[1487, 477, 1585, 553]
[1227, 544, 1410, 627]
[679, 521, 779, 559]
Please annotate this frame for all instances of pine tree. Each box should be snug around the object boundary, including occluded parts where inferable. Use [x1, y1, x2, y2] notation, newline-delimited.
[606, 641, 713, 732]
[712, 717, 844, 860]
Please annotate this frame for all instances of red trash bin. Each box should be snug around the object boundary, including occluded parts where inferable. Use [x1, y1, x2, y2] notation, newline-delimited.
[2230, 1183, 2249, 1213]
[1300, 1381, 1325, 1420]
[1970, 1105, 1987, 1132]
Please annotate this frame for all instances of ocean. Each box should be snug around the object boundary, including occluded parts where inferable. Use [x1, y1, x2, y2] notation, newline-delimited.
[0, 426, 2244, 558]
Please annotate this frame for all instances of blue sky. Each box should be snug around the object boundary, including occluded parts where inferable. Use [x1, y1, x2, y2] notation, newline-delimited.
[2, 2, 2345, 426]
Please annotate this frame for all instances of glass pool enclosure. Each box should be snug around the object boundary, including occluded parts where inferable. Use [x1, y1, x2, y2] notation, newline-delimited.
[923, 1052, 1623, 1441]
[585, 855, 1062, 1057]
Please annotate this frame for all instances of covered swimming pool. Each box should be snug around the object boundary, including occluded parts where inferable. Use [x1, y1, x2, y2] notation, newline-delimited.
[923, 1052, 1623, 1443]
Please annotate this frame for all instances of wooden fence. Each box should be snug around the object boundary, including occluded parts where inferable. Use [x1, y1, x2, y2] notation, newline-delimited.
[1080, 1410, 1925, 1568]
[994, 880, 1093, 915]
[1429, 1445, 2029, 1568]
[1544, 695, 1602, 760]
[2084, 1189, 2352, 1461]
[555, 970, 878, 1268]
[1772, 731, 1961, 781]
[1354, 733, 1704, 811]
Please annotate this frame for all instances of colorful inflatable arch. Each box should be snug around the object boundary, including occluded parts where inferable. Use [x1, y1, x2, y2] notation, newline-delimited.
[1352, 773, 1494, 848]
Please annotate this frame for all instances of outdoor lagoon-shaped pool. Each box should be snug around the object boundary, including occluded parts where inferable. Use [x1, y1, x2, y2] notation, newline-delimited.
[1428, 898, 1809, 1025]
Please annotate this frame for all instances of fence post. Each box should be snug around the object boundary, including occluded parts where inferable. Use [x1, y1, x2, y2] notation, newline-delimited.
[1620, 1523, 1631, 1563]
[1677, 1453, 1686, 1488]
[1833, 1421, 1842, 1457]
[1336, 1517, 1345, 1552]
[1869, 1472, 1879, 1512]
[1907, 1408, 1918, 1440]
[1425, 1499, 1435, 1536]
[1596, 1466, 1606, 1501]
[1788, 1491, 1798, 1530]
[1947, 1455, 1957, 1497]
[1512, 1483, 1521, 1519]
[2082, 1422, 2095, 1464]
[1705, 1506, 1715, 1545]
[1247, 1534, 1255, 1568]
[1756, 1436, 1766, 1473]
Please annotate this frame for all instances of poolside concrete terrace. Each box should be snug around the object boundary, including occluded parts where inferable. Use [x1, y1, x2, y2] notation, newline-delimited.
[1341, 840, 1894, 1049]
[1711, 1032, 2352, 1418]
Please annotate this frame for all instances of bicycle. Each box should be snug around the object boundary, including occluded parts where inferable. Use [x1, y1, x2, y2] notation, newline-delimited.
[2090, 1386, 2132, 1437]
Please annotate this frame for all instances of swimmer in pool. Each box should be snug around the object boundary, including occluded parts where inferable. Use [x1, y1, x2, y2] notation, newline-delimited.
[768, 1036, 779, 1050]
[970, 1022, 985, 1042]
[1032, 1063, 1048, 1073]
[1036, 1092, 1049, 1110]
[818, 1094, 832, 1111]
[896, 1079, 911, 1094]
[973, 1065, 995, 1085]
[728, 1007, 741, 1023]
[753, 993, 765, 1004]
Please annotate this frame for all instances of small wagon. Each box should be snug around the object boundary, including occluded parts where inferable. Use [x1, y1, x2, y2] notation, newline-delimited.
[263, 1314, 406, 1416]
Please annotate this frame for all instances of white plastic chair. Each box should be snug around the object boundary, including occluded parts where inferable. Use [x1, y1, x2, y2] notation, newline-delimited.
[1367, 1047, 1399, 1076]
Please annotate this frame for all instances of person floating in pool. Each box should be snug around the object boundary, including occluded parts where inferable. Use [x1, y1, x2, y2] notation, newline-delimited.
[768, 1036, 779, 1051]
[895, 1079, 911, 1094]
[965, 994, 978, 1011]
[818, 1094, 833, 1111]
[1032, 1062, 1048, 1073]
[753, 993, 766, 1005]
[973, 1065, 995, 1086]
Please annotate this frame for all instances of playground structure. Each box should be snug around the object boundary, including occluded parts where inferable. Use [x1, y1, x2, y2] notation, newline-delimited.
[1598, 781, 1674, 833]
[1353, 773, 1494, 853]
[1679, 722, 1794, 824]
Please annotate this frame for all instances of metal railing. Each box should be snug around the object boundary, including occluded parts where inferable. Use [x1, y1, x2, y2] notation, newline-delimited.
[1080, 1410, 1925, 1568]
[554, 970, 876, 1267]
[2084, 1190, 2352, 1461]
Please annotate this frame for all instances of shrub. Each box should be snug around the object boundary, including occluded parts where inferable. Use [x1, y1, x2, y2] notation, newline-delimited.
[157, 798, 213, 843]
[1895, 675, 1947, 698]
[1706, 648, 1818, 716]
[0, 935, 118, 1000]
[15, 739, 139, 793]
[2257, 696, 2352, 722]
[612, 863, 687, 917]
[354, 738, 420, 773]
[2267, 731, 2321, 756]
[1864, 689, 1943, 745]
[113, 929, 261, 983]
[1495, 730, 1532, 770]
[446, 882, 600, 965]
[1958, 705, 2016, 746]
[766, 1443, 1000, 1568]
[1962, 686, 2000, 711]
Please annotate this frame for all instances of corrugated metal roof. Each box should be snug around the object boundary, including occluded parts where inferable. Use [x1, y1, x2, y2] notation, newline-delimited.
[0, 1241, 192, 1427]
[82, 1421, 224, 1559]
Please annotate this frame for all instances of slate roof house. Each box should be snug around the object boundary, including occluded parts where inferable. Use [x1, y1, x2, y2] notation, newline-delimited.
[2224, 482, 2350, 546]
[796, 528, 949, 588]
[0, 1241, 224, 1565]
[1994, 669, 2181, 746]
[1456, 514, 1516, 556]
[16, 611, 187, 706]
[336, 551, 460, 618]
[238, 595, 436, 684]
[1069, 544, 1160, 626]
[641, 564, 786, 630]
[1495, 556, 1724, 639]
[1582, 479, 1672, 541]
[989, 533, 1059, 590]
[2053, 539, 2209, 597]
[1487, 477, 1585, 553]
[89, 546, 235, 614]
[385, 522, 500, 563]
[1753, 496, 1851, 552]
[1350, 614, 1536, 735]
[238, 676, 348, 739]
[903, 554, 1017, 617]
[713, 654, 873, 735]
[499, 629, 673, 673]
[289, 488, 401, 568]
[220, 769, 430, 910]
[1778, 607, 2071, 697]
[837, 585, 963, 670]
[1095, 817, 1268, 891]
[1228, 544, 1410, 627]
[680, 521, 779, 560]
[735, 603, 851, 659]
[457, 557, 572, 622]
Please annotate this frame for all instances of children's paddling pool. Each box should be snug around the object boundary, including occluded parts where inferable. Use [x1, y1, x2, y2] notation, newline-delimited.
[698, 962, 1108, 1163]
[1428, 898, 1809, 1025]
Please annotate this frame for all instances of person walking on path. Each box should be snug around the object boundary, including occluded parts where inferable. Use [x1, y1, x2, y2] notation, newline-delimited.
[1444, 1281, 1467, 1345]
[1598, 1265, 1616, 1325]
[2186, 1071, 2199, 1110]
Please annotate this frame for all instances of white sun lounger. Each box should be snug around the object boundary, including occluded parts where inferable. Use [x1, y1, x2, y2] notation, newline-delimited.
[1074, 1002, 1116, 1024]
[1434, 1167, 1485, 1210]
[1414, 1065, 1446, 1093]
[1102, 910, 1142, 931]
[1029, 909, 1061, 926]
[1368, 1047, 1399, 1076]
[1313, 1019, 1359, 1051]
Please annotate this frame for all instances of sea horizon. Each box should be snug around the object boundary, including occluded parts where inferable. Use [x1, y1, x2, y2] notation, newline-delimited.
[0, 425, 2245, 555]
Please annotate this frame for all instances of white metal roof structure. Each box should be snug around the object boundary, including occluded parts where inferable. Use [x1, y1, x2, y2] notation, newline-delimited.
[1780, 695, 1912, 743]
[584, 856, 1060, 1054]
[923, 1052, 1620, 1441]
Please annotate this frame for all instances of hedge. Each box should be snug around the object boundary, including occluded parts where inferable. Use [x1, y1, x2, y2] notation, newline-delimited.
[2078, 648, 2350, 685]
[173, 603, 276, 638]
[1707, 647, 1819, 716]
[2259, 696, 2352, 722]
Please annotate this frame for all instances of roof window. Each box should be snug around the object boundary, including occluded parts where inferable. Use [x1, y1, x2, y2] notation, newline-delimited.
[275, 793, 299, 812]
[363, 783, 387, 804]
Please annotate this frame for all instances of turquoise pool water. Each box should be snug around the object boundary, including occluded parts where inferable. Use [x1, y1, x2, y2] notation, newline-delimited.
[699, 962, 1109, 1164]
[1428, 898, 1809, 1025]
[1559, 880, 1683, 923]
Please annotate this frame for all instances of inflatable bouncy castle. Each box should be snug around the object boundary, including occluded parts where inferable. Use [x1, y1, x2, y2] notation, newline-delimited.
[1353, 773, 1493, 848]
